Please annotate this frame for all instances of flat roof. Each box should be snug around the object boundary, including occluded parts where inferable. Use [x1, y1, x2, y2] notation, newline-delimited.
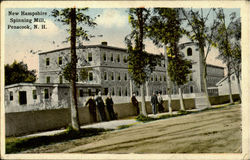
[5, 83, 101, 89]
[38, 44, 127, 55]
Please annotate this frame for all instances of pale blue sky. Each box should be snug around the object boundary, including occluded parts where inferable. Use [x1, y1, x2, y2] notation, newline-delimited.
[4, 8, 240, 72]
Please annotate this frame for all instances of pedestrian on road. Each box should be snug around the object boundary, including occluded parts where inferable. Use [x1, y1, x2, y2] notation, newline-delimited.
[157, 91, 164, 113]
[151, 91, 158, 115]
[105, 93, 117, 120]
[85, 94, 97, 122]
[95, 91, 107, 121]
[131, 92, 140, 115]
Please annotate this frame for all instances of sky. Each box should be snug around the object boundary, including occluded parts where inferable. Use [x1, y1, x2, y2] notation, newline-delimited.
[4, 8, 240, 73]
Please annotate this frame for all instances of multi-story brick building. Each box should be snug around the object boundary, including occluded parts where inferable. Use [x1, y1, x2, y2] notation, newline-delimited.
[5, 41, 224, 112]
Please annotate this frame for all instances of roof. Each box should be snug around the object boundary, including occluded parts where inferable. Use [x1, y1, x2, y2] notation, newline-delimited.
[38, 44, 127, 55]
[206, 64, 225, 69]
[5, 82, 101, 89]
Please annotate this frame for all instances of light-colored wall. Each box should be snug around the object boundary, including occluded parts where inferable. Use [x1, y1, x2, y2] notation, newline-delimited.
[217, 74, 241, 96]
[5, 99, 195, 137]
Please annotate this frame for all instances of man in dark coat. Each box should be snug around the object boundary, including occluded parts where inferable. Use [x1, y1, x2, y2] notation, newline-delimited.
[151, 91, 158, 115]
[85, 94, 97, 122]
[131, 92, 139, 115]
[95, 91, 107, 121]
[157, 91, 164, 113]
[105, 93, 116, 120]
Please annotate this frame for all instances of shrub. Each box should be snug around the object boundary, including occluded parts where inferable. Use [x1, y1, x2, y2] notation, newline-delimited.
[136, 114, 157, 122]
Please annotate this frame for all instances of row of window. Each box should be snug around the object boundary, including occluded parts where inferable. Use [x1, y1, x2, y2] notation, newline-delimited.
[46, 57, 63, 66]
[9, 89, 50, 105]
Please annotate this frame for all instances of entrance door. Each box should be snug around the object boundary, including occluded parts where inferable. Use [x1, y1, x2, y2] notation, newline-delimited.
[104, 88, 109, 95]
[19, 91, 27, 105]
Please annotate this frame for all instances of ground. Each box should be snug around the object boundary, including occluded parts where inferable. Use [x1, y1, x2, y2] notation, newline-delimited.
[21, 104, 241, 153]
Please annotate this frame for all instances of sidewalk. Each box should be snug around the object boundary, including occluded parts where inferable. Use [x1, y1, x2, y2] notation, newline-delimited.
[19, 106, 209, 138]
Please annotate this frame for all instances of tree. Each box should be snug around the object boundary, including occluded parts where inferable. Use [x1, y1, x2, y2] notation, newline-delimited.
[213, 9, 240, 102]
[229, 17, 241, 100]
[125, 8, 161, 116]
[5, 60, 36, 86]
[51, 8, 97, 131]
[168, 54, 192, 110]
[147, 8, 183, 114]
[181, 8, 219, 108]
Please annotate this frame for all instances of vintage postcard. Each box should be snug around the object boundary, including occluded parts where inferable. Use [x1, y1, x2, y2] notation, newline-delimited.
[1, 1, 249, 160]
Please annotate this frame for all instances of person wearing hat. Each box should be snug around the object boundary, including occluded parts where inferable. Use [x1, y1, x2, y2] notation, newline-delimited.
[131, 92, 139, 115]
[85, 94, 97, 122]
[105, 92, 116, 120]
[151, 91, 158, 115]
[157, 91, 164, 113]
[95, 91, 107, 121]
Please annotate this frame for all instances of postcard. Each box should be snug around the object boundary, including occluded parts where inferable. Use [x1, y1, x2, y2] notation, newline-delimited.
[1, 1, 249, 160]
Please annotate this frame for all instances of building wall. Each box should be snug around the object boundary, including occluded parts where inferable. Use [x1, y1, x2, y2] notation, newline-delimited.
[217, 74, 241, 96]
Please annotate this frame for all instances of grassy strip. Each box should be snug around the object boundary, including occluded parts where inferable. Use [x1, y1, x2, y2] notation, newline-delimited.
[136, 110, 192, 123]
[136, 102, 239, 123]
[6, 127, 112, 154]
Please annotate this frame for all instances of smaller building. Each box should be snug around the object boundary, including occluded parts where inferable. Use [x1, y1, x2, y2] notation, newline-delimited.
[216, 73, 241, 96]
[4, 83, 101, 113]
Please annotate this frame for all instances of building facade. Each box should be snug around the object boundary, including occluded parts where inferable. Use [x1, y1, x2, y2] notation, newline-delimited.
[5, 42, 225, 112]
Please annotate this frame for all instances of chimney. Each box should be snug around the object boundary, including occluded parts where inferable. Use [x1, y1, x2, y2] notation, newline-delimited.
[101, 41, 108, 46]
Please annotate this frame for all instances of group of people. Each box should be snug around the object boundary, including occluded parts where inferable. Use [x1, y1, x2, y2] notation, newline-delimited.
[131, 91, 164, 115]
[151, 91, 164, 115]
[85, 91, 117, 122]
[86, 90, 165, 122]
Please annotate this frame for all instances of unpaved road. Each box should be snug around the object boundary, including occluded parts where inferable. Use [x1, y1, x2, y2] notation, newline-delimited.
[23, 104, 241, 153]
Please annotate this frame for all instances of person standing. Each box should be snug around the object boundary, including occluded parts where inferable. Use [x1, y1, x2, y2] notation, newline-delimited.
[131, 92, 140, 115]
[95, 91, 107, 121]
[105, 93, 116, 120]
[157, 91, 164, 113]
[85, 94, 97, 122]
[151, 91, 158, 115]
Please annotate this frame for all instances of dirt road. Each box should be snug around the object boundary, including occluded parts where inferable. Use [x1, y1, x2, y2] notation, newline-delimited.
[23, 104, 241, 153]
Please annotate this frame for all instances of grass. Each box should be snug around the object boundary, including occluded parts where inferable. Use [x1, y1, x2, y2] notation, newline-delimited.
[6, 127, 112, 154]
[136, 102, 240, 123]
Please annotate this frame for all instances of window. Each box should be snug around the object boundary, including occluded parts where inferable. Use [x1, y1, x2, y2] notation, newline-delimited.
[123, 56, 127, 63]
[151, 75, 154, 81]
[117, 54, 120, 62]
[10, 91, 13, 101]
[232, 75, 235, 81]
[125, 88, 128, 96]
[112, 88, 115, 96]
[190, 75, 193, 81]
[111, 54, 113, 62]
[58, 57, 62, 65]
[190, 86, 193, 93]
[190, 64, 192, 69]
[155, 75, 158, 81]
[104, 72, 107, 80]
[164, 76, 166, 81]
[124, 73, 127, 81]
[44, 89, 49, 99]
[33, 90, 37, 99]
[79, 89, 84, 97]
[110, 72, 114, 80]
[187, 48, 192, 56]
[46, 76, 50, 83]
[159, 75, 162, 81]
[118, 87, 121, 96]
[59, 75, 63, 84]
[88, 52, 92, 62]
[46, 58, 50, 66]
[19, 91, 27, 105]
[88, 72, 93, 81]
[88, 89, 91, 96]
[103, 53, 107, 61]
[117, 73, 121, 81]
